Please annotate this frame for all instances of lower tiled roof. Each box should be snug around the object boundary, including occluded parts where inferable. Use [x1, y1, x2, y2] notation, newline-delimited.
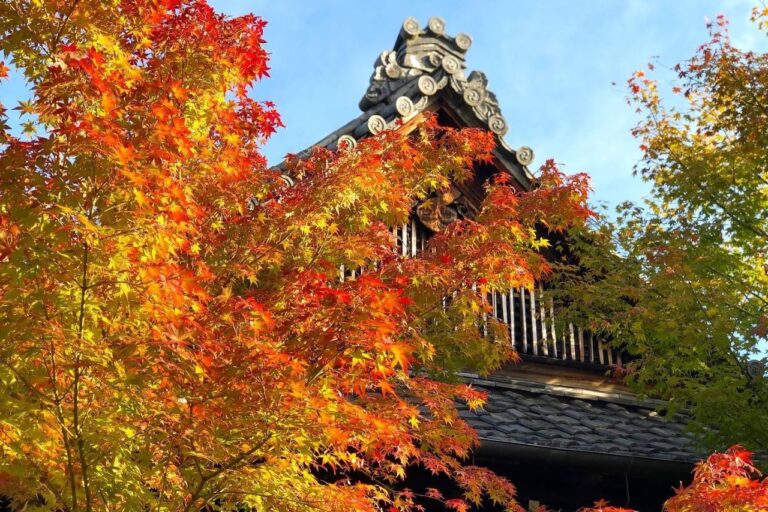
[457, 376, 705, 463]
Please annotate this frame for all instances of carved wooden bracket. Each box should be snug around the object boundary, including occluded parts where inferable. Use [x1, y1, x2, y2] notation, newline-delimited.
[416, 189, 468, 232]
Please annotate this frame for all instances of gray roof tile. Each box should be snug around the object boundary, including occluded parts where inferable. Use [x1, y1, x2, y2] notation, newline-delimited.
[530, 404, 561, 415]
[562, 409, 586, 421]
[457, 380, 705, 463]
[650, 426, 675, 437]
[554, 414, 583, 426]
[537, 429, 562, 440]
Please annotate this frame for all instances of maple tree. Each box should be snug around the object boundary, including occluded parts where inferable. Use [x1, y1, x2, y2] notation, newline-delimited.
[575, 446, 768, 512]
[665, 446, 768, 511]
[0, 1, 594, 511]
[549, 9, 768, 454]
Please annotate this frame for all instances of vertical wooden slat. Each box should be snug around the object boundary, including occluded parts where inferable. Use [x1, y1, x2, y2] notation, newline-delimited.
[588, 331, 595, 363]
[530, 287, 538, 355]
[470, 283, 478, 332]
[569, 323, 576, 361]
[606, 344, 614, 365]
[578, 328, 586, 362]
[501, 292, 508, 323]
[520, 288, 528, 354]
[410, 219, 418, 257]
[509, 289, 516, 348]
[539, 284, 548, 356]
[395, 225, 399, 249]
[501, 292, 508, 343]
[451, 290, 459, 330]
[401, 224, 408, 256]
[392, 226, 400, 252]
[482, 288, 488, 338]
[391, 225, 397, 251]
[616, 351, 622, 368]
[549, 296, 558, 359]
[339, 264, 345, 282]
[598, 338, 605, 365]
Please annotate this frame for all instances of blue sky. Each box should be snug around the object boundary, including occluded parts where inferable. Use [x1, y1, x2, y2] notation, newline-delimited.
[2, 1, 766, 208]
[207, 0, 766, 209]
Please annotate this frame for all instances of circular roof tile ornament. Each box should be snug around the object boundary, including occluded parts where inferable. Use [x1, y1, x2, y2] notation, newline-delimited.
[395, 96, 414, 117]
[402, 17, 420, 37]
[417, 75, 438, 96]
[516, 146, 535, 166]
[455, 32, 473, 51]
[488, 114, 508, 136]
[427, 16, 446, 35]
[367, 115, 387, 135]
[463, 87, 483, 106]
[385, 62, 402, 79]
[337, 134, 357, 151]
[441, 55, 461, 75]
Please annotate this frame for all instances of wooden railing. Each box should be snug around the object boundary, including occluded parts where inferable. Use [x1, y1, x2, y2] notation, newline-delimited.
[483, 286, 621, 367]
[341, 220, 622, 368]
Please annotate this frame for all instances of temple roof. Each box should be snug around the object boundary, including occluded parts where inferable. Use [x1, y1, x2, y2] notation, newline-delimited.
[292, 16, 535, 189]
[285, 17, 703, 467]
[459, 375, 704, 464]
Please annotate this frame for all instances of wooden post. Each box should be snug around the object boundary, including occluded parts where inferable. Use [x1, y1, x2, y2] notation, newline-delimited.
[530, 287, 538, 355]
[578, 327, 586, 363]
[339, 264, 345, 282]
[569, 323, 576, 361]
[410, 218, 417, 257]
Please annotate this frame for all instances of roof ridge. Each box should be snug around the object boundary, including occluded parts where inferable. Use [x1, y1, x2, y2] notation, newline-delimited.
[275, 16, 535, 190]
[457, 371, 671, 410]
[360, 17, 519, 146]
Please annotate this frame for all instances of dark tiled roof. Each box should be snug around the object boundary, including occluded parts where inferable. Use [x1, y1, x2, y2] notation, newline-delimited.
[458, 378, 705, 463]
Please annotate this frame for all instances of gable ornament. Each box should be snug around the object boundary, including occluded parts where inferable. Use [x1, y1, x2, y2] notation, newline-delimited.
[416, 190, 468, 232]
